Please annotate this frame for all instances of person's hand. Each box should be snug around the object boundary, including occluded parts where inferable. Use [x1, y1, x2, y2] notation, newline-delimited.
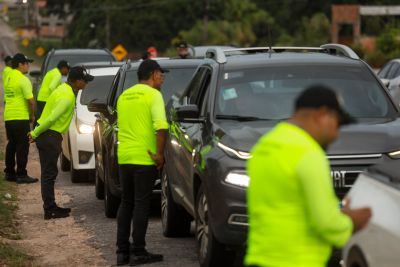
[27, 132, 35, 143]
[148, 150, 164, 170]
[342, 198, 372, 233]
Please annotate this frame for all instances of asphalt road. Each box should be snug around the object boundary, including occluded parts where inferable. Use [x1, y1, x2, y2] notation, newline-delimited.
[57, 169, 201, 267]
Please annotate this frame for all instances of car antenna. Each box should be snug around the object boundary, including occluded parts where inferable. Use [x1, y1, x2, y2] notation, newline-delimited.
[268, 24, 272, 58]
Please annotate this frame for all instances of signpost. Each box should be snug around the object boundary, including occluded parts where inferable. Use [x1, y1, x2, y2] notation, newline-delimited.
[112, 44, 127, 61]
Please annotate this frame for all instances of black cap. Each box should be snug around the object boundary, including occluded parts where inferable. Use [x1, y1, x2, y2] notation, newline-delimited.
[68, 66, 94, 82]
[295, 85, 356, 126]
[12, 53, 33, 65]
[4, 55, 12, 63]
[57, 60, 70, 69]
[176, 40, 188, 48]
[138, 59, 168, 79]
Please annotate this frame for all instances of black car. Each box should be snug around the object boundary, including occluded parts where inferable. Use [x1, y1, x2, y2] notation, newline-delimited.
[30, 48, 116, 94]
[87, 59, 203, 218]
[162, 45, 400, 267]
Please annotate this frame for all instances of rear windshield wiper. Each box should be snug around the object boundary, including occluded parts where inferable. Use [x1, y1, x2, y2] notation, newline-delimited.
[215, 114, 273, 121]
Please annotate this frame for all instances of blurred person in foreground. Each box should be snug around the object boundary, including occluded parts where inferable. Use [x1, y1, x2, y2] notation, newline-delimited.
[245, 85, 372, 267]
[28, 66, 93, 220]
[4, 53, 37, 184]
[115, 59, 168, 266]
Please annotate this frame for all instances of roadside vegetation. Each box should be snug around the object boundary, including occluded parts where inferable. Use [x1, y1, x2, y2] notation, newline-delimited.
[0, 139, 32, 266]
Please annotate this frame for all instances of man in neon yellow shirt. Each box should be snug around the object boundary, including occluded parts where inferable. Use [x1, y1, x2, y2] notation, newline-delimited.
[245, 86, 372, 267]
[2, 55, 13, 89]
[4, 53, 37, 184]
[29, 66, 93, 220]
[116, 60, 168, 266]
[36, 60, 70, 120]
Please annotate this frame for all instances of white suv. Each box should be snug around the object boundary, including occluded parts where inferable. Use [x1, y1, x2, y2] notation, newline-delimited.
[343, 162, 400, 267]
[60, 65, 122, 182]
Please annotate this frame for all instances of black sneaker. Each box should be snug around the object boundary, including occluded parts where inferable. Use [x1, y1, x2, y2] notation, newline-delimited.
[55, 206, 71, 213]
[44, 209, 70, 220]
[117, 253, 130, 266]
[129, 251, 163, 266]
[5, 173, 16, 182]
[16, 175, 38, 184]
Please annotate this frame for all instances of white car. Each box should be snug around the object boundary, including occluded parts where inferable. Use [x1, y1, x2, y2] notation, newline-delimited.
[343, 162, 400, 267]
[60, 66, 121, 182]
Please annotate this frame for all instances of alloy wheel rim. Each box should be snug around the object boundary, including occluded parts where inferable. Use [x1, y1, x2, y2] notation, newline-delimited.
[196, 192, 209, 261]
[161, 172, 168, 228]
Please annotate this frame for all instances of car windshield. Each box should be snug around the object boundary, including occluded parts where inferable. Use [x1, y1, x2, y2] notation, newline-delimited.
[80, 75, 114, 105]
[123, 67, 197, 102]
[47, 55, 114, 71]
[215, 64, 397, 120]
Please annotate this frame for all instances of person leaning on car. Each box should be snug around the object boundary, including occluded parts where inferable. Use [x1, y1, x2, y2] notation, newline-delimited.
[3, 53, 38, 184]
[115, 59, 168, 266]
[28, 66, 93, 220]
[36, 60, 70, 121]
[245, 85, 372, 267]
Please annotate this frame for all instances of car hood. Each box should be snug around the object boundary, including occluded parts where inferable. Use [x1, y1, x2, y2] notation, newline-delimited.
[76, 91, 96, 125]
[216, 118, 400, 155]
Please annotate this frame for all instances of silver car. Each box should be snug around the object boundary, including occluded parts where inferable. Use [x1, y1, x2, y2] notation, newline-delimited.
[343, 162, 400, 267]
[378, 59, 400, 106]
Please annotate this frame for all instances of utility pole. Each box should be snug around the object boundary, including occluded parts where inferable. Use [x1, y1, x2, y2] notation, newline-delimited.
[105, 9, 111, 49]
[203, 0, 209, 44]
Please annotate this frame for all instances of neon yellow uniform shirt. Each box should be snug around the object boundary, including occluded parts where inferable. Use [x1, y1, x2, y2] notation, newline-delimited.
[31, 83, 75, 138]
[117, 84, 168, 165]
[4, 69, 33, 121]
[37, 67, 62, 102]
[2, 66, 12, 89]
[245, 122, 353, 267]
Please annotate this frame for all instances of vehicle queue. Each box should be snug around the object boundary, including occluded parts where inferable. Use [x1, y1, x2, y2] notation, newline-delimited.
[2, 43, 400, 267]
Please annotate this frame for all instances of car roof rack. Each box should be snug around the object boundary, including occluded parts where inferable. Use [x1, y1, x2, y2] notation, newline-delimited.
[205, 43, 359, 64]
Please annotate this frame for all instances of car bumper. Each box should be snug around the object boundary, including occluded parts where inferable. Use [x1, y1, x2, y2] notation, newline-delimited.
[69, 125, 95, 170]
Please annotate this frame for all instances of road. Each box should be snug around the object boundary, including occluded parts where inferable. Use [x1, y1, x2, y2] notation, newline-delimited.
[57, 170, 201, 266]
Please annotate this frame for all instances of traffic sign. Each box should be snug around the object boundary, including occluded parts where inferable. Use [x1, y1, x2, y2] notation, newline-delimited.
[112, 44, 127, 61]
[35, 46, 45, 57]
[21, 38, 29, 47]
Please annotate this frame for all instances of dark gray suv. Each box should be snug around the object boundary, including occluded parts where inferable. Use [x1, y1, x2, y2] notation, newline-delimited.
[162, 44, 400, 267]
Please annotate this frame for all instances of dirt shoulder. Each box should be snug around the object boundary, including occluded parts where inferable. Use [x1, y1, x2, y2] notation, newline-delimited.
[0, 63, 109, 266]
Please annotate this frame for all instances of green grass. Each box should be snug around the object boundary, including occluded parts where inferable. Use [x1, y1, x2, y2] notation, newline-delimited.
[0, 175, 33, 266]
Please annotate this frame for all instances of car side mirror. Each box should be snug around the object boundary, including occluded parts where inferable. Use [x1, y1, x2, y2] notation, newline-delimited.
[380, 78, 390, 88]
[29, 70, 41, 78]
[174, 104, 203, 122]
[87, 101, 108, 114]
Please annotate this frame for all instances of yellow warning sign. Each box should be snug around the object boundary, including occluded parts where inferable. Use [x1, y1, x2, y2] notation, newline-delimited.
[112, 44, 127, 61]
[21, 38, 29, 47]
[35, 46, 45, 57]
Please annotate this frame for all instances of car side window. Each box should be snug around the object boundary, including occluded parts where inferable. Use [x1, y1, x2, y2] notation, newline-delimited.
[387, 62, 400, 79]
[378, 62, 392, 79]
[107, 71, 121, 108]
[185, 68, 208, 105]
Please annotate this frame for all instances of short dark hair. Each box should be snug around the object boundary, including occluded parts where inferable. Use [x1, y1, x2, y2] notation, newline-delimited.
[295, 85, 355, 125]
[57, 60, 70, 70]
[137, 59, 167, 81]
[4, 55, 12, 64]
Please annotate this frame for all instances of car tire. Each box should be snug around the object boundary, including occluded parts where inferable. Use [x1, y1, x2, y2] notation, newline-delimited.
[345, 246, 368, 267]
[161, 169, 191, 237]
[95, 166, 105, 200]
[104, 163, 120, 218]
[195, 185, 235, 267]
[60, 152, 70, 172]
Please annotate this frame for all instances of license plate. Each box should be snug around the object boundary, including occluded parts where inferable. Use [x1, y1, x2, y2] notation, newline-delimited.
[330, 170, 361, 188]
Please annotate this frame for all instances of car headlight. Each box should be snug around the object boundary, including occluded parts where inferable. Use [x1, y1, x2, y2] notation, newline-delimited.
[77, 121, 94, 134]
[217, 142, 251, 160]
[225, 171, 250, 188]
[388, 150, 400, 159]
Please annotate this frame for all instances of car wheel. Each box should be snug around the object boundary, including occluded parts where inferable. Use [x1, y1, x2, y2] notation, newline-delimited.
[345, 246, 368, 267]
[195, 185, 235, 267]
[161, 168, 191, 237]
[95, 165, 104, 200]
[104, 163, 120, 218]
[60, 152, 70, 171]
